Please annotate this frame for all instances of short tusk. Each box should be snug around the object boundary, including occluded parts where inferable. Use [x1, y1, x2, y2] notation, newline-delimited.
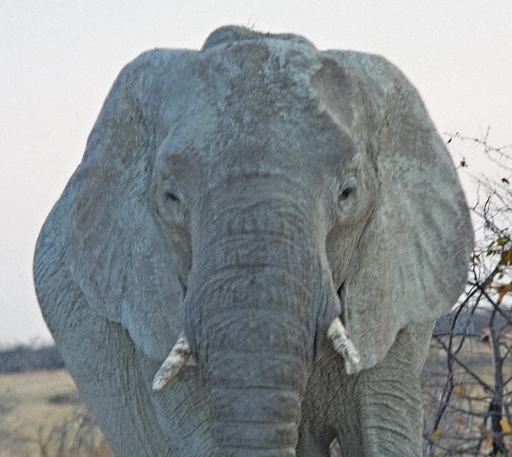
[152, 333, 192, 392]
[327, 317, 361, 366]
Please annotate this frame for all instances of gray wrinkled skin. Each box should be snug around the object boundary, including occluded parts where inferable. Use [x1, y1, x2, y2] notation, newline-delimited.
[33, 26, 473, 456]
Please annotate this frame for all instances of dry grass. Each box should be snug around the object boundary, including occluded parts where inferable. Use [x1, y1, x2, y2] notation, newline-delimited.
[0, 339, 508, 456]
[0, 370, 113, 457]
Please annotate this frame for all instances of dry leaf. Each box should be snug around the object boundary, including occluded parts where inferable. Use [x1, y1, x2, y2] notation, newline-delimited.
[500, 418, 512, 434]
[496, 283, 512, 302]
[484, 434, 494, 447]
[453, 417, 465, 426]
[430, 429, 442, 440]
[501, 250, 511, 265]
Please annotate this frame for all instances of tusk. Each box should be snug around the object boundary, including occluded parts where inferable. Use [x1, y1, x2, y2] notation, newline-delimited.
[152, 333, 192, 392]
[327, 317, 361, 366]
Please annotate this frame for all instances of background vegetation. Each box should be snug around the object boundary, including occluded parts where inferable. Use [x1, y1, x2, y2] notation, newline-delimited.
[423, 133, 512, 456]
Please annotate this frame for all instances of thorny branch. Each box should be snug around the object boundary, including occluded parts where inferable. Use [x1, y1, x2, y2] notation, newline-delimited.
[423, 134, 512, 457]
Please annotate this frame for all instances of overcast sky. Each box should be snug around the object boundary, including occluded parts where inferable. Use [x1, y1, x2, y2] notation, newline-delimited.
[1, 1, 511, 347]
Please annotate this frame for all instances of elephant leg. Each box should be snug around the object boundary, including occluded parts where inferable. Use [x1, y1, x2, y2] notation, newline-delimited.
[335, 321, 434, 457]
[39, 263, 175, 457]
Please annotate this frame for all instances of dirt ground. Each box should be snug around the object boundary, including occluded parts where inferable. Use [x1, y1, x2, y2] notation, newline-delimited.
[0, 369, 112, 457]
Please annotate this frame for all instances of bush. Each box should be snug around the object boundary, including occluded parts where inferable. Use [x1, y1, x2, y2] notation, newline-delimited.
[423, 134, 512, 457]
[0, 345, 65, 373]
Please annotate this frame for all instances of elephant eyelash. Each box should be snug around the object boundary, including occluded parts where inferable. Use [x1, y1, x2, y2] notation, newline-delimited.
[166, 192, 181, 203]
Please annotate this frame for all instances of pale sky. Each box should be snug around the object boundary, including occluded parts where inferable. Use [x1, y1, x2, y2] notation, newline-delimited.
[1, 1, 511, 347]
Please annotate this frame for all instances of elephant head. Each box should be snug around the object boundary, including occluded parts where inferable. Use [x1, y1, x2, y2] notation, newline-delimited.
[38, 26, 472, 456]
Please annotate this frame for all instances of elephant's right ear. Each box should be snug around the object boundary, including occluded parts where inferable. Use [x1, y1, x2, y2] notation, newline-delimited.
[63, 50, 191, 361]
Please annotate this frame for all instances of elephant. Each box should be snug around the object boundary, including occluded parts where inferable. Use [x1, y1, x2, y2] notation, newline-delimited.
[33, 25, 473, 457]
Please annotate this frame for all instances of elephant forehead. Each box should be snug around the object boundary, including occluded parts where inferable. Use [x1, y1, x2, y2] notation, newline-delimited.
[196, 39, 323, 100]
[157, 39, 326, 138]
[159, 108, 357, 191]
[158, 43, 357, 179]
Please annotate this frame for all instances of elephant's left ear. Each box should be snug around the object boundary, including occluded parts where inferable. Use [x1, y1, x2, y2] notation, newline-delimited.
[62, 50, 192, 361]
[325, 51, 474, 373]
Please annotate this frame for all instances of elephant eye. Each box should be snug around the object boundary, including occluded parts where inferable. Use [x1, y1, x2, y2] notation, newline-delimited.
[338, 177, 357, 202]
[339, 187, 354, 200]
[166, 192, 181, 203]
[161, 190, 187, 225]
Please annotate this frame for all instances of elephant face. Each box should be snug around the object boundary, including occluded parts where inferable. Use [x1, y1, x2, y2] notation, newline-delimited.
[35, 26, 473, 456]
[150, 41, 378, 374]
[152, 44, 376, 291]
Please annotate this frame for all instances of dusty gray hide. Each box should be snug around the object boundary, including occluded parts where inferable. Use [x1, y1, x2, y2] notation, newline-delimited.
[34, 25, 473, 457]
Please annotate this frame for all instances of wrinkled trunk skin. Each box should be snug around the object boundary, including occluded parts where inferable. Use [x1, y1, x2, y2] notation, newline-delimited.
[204, 292, 307, 457]
[184, 193, 326, 457]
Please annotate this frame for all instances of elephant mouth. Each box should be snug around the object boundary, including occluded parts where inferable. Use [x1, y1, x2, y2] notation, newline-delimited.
[152, 316, 359, 391]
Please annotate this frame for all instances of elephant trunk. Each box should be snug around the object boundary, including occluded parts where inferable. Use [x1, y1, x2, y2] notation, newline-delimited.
[184, 193, 327, 456]
[193, 270, 310, 457]
[206, 316, 306, 456]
